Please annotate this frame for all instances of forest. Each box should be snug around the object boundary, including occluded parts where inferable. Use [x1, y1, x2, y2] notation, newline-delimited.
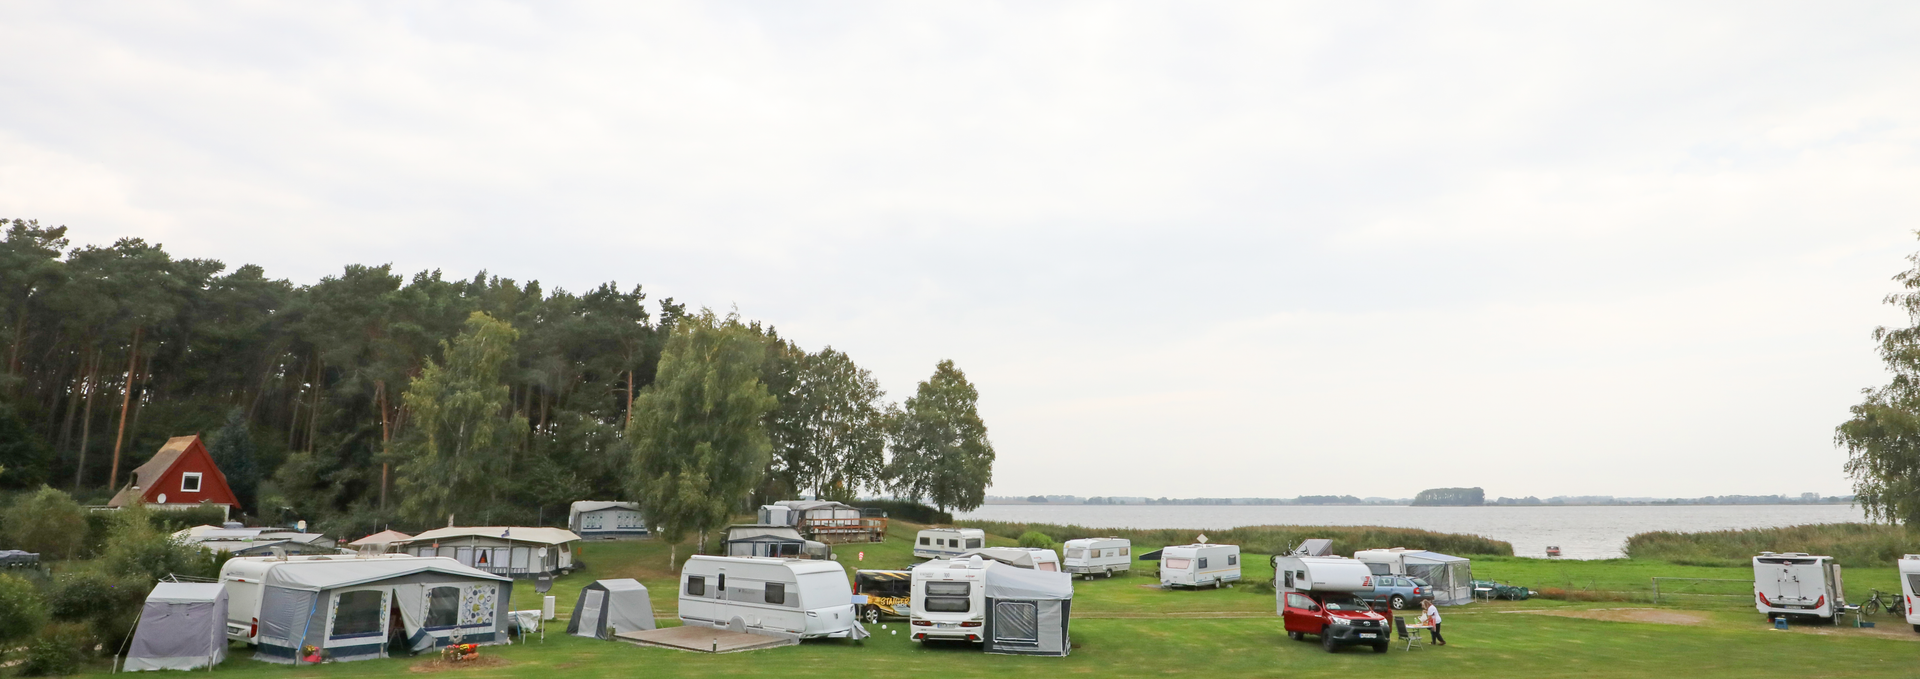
[0, 218, 995, 539]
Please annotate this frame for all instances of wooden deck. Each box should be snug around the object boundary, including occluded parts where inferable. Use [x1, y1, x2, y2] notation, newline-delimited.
[614, 626, 798, 654]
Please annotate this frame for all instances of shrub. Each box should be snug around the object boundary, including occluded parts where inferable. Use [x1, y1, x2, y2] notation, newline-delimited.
[3, 486, 89, 559]
[0, 572, 48, 643]
[1625, 523, 1918, 568]
[47, 571, 146, 649]
[101, 503, 227, 582]
[849, 499, 951, 525]
[18, 622, 93, 677]
[1017, 531, 1056, 550]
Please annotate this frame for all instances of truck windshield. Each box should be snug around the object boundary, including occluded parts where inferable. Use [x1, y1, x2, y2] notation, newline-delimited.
[1319, 595, 1368, 611]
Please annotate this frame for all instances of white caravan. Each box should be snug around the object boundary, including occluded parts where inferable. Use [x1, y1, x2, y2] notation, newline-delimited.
[914, 528, 986, 560]
[910, 556, 990, 643]
[1160, 544, 1241, 588]
[1900, 555, 1920, 632]
[217, 553, 423, 643]
[1753, 552, 1844, 621]
[1352, 548, 1415, 576]
[678, 555, 866, 639]
[1063, 538, 1131, 578]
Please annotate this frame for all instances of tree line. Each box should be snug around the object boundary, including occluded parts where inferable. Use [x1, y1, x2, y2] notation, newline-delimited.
[0, 218, 996, 538]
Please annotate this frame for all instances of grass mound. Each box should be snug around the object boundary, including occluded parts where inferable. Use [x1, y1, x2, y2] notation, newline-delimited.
[1625, 523, 1919, 568]
[954, 521, 1512, 556]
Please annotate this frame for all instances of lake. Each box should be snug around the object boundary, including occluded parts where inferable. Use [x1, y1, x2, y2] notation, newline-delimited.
[954, 503, 1869, 560]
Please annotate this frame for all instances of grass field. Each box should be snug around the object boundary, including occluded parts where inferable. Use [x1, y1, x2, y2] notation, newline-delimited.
[64, 520, 1920, 679]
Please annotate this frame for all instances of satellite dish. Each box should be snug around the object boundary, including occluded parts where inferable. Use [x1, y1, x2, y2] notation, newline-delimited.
[157, 493, 167, 504]
[534, 573, 553, 594]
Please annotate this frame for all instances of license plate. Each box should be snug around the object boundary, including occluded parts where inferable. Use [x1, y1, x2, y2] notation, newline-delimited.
[937, 623, 955, 629]
[1358, 633, 1377, 639]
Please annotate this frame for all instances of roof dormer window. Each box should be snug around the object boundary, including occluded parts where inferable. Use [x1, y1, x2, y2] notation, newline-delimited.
[181, 472, 202, 493]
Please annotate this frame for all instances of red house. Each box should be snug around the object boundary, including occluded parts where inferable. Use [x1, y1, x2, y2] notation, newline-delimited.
[107, 435, 241, 512]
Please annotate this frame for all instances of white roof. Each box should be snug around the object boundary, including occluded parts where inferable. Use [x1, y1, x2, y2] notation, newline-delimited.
[349, 529, 414, 547]
[570, 501, 638, 514]
[688, 555, 846, 575]
[594, 578, 649, 593]
[261, 556, 508, 591]
[402, 526, 582, 545]
[983, 563, 1074, 600]
[1063, 537, 1126, 547]
[147, 582, 226, 603]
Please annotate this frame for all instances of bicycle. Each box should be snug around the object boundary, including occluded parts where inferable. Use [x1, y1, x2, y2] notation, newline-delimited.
[1860, 588, 1905, 617]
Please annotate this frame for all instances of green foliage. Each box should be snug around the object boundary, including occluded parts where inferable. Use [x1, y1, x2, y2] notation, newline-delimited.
[0, 572, 47, 643]
[1017, 531, 1056, 550]
[395, 311, 528, 526]
[628, 310, 776, 545]
[1625, 522, 1920, 568]
[206, 408, 260, 513]
[1411, 487, 1485, 506]
[960, 521, 1513, 557]
[1837, 240, 1920, 525]
[848, 499, 951, 525]
[46, 571, 145, 653]
[4, 486, 89, 559]
[100, 504, 227, 582]
[885, 360, 994, 512]
[765, 345, 889, 501]
[17, 622, 91, 677]
[0, 402, 52, 488]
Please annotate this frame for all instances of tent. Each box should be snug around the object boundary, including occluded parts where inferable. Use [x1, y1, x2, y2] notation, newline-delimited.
[349, 530, 414, 552]
[982, 564, 1073, 657]
[566, 579, 657, 639]
[251, 557, 512, 663]
[1402, 551, 1474, 605]
[125, 583, 228, 671]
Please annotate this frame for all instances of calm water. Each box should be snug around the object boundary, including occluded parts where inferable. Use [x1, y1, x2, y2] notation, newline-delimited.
[955, 504, 1868, 560]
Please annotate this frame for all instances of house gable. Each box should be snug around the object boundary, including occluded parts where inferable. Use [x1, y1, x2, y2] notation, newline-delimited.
[131, 436, 240, 508]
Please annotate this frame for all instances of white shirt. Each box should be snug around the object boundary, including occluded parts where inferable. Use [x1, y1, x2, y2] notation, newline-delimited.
[1424, 603, 1442, 625]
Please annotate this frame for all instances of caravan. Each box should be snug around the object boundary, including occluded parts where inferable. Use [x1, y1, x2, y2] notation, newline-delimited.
[217, 554, 512, 663]
[914, 528, 986, 560]
[1754, 552, 1844, 621]
[677, 556, 866, 639]
[1159, 544, 1241, 588]
[1900, 555, 1920, 633]
[1063, 538, 1131, 578]
[910, 557, 990, 643]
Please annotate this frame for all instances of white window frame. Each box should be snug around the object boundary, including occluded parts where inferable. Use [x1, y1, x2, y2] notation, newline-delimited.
[181, 472, 202, 493]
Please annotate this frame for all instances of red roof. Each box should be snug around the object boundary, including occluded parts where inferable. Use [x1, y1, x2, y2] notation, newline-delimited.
[107, 435, 240, 509]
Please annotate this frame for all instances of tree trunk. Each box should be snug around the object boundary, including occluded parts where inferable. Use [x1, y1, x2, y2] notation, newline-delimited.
[73, 352, 101, 492]
[108, 326, 143, 491]
[57, 353, 84, 455]
[376, 380, 391, 511]
[5, 307, 26, 386]
[306, 354, 322, 452]
[625, 370, 635, 430]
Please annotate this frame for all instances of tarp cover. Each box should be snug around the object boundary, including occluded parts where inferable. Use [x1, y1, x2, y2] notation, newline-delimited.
[262, 557, 508, 591]
[962, 547, 1053, 570]
[125, 583, 228, 671]
[566, 579, 656, 639]
[984, 565, 1074, 600]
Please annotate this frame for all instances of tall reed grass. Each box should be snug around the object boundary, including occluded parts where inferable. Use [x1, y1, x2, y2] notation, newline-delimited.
[1626, 522, 1919, 568]
[955, 521, 1512, 556]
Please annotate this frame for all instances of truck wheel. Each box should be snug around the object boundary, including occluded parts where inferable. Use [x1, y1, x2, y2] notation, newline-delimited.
[1912, 624, 1920, 634]
[1322, 633, 1340, 653]
[1372, 643, 1388, 653]
[1390, 595, 1407, 610]
[1289, 631, 1304, 641]
[861, 606, 880, 624]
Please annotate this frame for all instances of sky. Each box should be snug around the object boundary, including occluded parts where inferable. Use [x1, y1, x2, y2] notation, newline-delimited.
[3, 2, 1918, 500]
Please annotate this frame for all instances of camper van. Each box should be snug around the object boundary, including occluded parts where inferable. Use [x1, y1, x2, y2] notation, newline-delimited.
[1754, 552, 1844, 621]
[678, 555, 865, 639]
[1900, 555, 1920, 633]
[1273, 555, 1389, 653]
[1159, 544, 1241, 589]
[910, 556, 990, 643]
[1063, 538, 1131, 578]
[915, 528, 986, 560]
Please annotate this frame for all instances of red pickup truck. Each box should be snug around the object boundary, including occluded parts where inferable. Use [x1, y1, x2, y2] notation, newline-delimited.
[1281, 590, 1391, 653]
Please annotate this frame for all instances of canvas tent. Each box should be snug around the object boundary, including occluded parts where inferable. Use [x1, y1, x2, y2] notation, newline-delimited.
[982, 564, 1073, 657]
[125, 583, 228, 671]
[349, 530, 414, 552]
[394, 527, 581, 578]
[250, 557, 512, 663]
[1403, 551, 1474, 605]
[566, 579, 657, 639]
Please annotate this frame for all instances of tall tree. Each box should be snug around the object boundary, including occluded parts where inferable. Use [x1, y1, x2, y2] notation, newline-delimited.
[1839, 235, 1920, 526]
[886, 360, 995, 512]
[207, 408, 261, 513]
[767, 347, 888, 501]
[393, 312, 527, 525]
[627, 310, 775, 564]
[0, 219, 69, 394]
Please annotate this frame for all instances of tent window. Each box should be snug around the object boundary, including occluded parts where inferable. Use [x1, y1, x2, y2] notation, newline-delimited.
[992, 601, 1039, 643]
[765, 583, 785, 605]
[180, 472, 202, 493]
[686, 576, 705, 596]
[330, 590, 384, 638]
[425, 586, 460, 628]
[965, 538, 982, 549]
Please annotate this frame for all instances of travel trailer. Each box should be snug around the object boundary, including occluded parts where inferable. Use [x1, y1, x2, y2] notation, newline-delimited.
[910, 556, 990, 643]
[218, 554, 512, 663]
[1273, 555, 1389, 653]
[1159, 544, 1241, 588]
[915, 528, 986, 560]
[677, 555, 867, 639]
[758, 501, 885, 543]
[1062, 538, 1131, 578]
[1900, 555, 1920, 632]
[1755, 552, 1845, 621]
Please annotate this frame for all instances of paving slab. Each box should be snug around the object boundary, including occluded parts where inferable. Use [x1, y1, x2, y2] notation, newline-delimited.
[614, 625, 798, 653]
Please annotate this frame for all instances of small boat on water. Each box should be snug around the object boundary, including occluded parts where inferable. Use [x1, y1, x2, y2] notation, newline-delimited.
[1545, 546, 1562, 558]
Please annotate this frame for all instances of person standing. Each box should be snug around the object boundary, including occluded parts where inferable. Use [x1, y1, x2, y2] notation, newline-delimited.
[1423, 598, 1446, 646]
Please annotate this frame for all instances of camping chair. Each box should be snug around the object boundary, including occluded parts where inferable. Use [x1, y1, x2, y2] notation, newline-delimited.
[1395, 616, 1426, 651]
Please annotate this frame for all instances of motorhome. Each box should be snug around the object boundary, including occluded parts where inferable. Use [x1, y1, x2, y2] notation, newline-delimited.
[1900, 555, 1920, 632]
[915, 528, 986, 560]
[1754, 552, 1844, 621]
[910, 556, 990, 643]
[1062, 538, 1131, 578]
[1273, 555, 1389, 653]
[1159, 544, 1241, 588]
[678, 555, 866, 639]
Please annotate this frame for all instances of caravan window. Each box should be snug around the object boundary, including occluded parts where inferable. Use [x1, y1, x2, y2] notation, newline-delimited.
[1067, 549, 1086, 558]
[330, 590, 384, 638]
[1121, 547, 1130, 557]
[686, 576, 706, 596]
[919, 537, 930, 546]
[765, 583, 786, 605]
[1197, 557, 1209, 569]
[925, 583, 971, 613]
[965, 538, 983, 549]
[426, 586, 460, 628]
[1228, 554, 1238, 566]
[1164, 558, 1191, 569]
[1283, 570, 1294, 587]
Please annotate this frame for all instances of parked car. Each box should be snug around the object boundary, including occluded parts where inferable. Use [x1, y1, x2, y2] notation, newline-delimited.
[1358, 575, 1429, 610]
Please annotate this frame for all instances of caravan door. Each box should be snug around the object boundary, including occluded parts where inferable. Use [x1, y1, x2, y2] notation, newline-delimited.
[716, 567, 734, 629]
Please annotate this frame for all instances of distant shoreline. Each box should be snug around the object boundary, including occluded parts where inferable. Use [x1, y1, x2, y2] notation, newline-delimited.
[978, 500, 1857, 508]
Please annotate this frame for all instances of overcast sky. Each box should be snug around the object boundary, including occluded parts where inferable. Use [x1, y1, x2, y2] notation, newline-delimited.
[3, 2, 1917, 499]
